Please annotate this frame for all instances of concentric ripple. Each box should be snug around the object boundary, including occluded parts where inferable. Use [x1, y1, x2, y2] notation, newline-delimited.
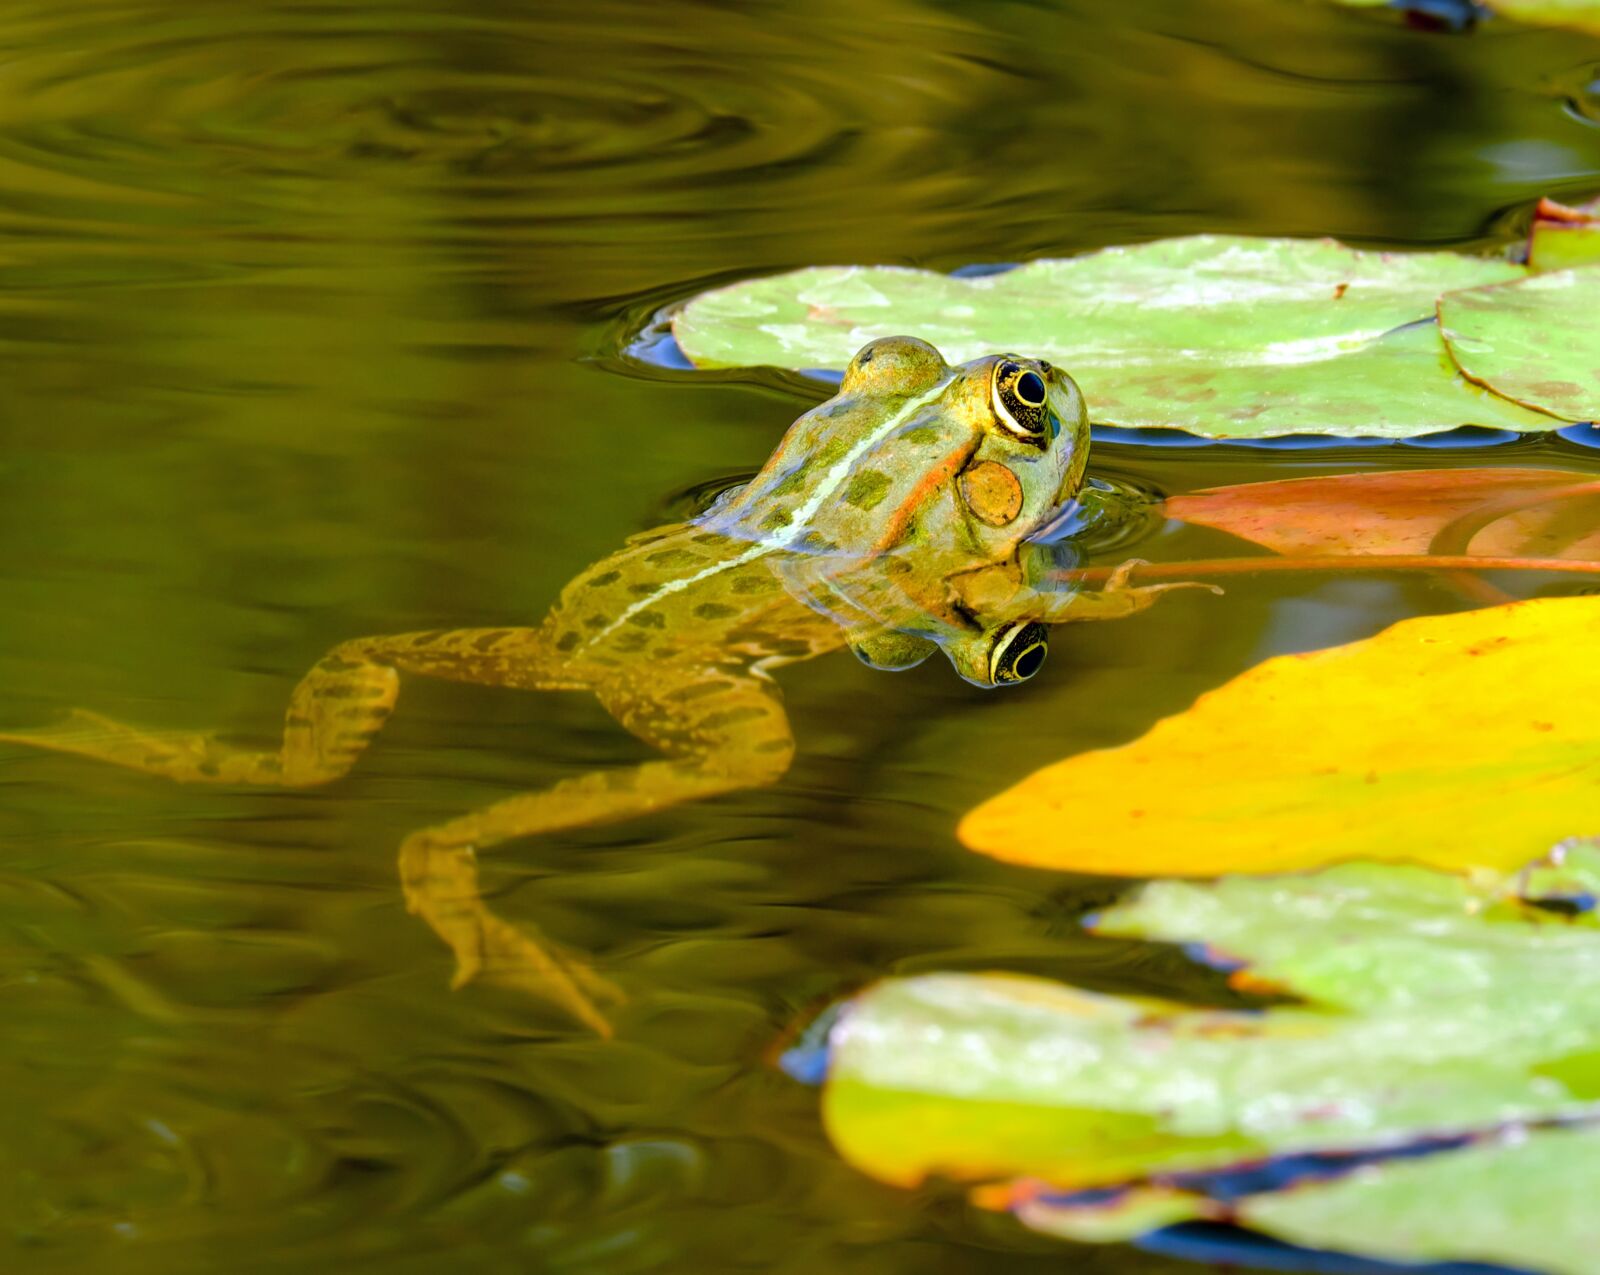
[0, 0, 1006, 305]
[3, 0, 1594, 306]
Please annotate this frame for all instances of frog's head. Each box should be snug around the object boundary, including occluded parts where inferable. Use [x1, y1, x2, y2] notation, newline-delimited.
[707, 336, 1089, 689]
[713, 335, 1089, 556]
[834, 337, 1090, 554]
[834, 339, 1089, 690]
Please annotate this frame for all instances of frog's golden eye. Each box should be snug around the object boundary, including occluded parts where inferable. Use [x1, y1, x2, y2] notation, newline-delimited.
[990, 621, 1048, 684]
[992, 360, 1051, 445]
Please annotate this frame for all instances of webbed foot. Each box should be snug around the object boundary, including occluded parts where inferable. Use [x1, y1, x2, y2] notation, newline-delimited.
[1027, 558, 1222, 624]
[400, 832, 623, 1037]
[451, 908, 624, 1039]
[0, 708, 240, 778]
[1104, 557, 1224, 599]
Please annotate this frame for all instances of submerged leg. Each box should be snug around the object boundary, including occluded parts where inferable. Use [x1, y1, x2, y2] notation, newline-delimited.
[399, 671, 796, 1035]
[1036, 559, 1223, 624]
[0, 627, 567, 786]
[4, 632, 799, 1034]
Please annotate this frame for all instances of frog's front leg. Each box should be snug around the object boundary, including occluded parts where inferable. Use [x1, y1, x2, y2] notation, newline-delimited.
[1037, 559, 1223, 623]
[0, 627, 572, 786]
[950, 556, 1220, 628]
[398, 669, 795, 1035]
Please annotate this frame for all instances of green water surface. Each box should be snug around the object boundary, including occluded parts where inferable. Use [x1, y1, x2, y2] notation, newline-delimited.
[2, 1, 1599, 1271]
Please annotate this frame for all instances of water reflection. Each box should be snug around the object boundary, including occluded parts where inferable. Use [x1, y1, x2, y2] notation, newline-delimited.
[1, 0, 1599, 1270]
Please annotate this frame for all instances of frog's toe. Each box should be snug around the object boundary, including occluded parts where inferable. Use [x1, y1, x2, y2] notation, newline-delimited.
[455, 912, 621, 1038]
[448, 944, 484, 990]
[1145, 580, 1224, 597]
[1103, 557, 1150, 592]
[0, 708, 204, 763]
[1101, 559, 1223, 599]
[0, 707, 102, 745]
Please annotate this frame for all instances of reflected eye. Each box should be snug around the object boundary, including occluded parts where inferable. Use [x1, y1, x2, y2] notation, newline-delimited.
[990, 621, 1049, 685]
[991, 359, 1050, 445]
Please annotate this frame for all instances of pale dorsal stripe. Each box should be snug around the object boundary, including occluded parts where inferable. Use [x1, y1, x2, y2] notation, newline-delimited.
[592, 379, 952, 641]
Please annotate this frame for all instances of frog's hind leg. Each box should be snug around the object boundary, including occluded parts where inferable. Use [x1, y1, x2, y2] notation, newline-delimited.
[399, 669, 795, 1034]
[0, 627, 573, 786]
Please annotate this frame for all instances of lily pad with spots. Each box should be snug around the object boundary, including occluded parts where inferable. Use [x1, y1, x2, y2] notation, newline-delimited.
[815, 844, 1600, 1272]
[1236, 1123, 1600, 1275]
[672, 236, 1555, 439]
[1440, 268, 1600, 422]
[1018, 1124, 1600, 1275]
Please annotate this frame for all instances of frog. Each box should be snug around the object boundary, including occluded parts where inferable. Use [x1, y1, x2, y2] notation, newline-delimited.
[1, 337, 1198, 1034]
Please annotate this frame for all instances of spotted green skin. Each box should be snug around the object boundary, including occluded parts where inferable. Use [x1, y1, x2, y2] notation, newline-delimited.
[542, 335, 1090, 701]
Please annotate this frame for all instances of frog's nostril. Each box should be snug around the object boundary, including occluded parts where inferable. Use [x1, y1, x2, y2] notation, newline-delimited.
[1016, 371, 1046, 405]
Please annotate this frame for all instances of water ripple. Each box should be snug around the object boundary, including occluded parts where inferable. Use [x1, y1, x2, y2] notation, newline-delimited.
[17, 0, 1590, 308]
[0, 0, 990, 261]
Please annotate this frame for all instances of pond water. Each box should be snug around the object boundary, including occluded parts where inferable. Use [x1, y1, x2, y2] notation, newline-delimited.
[2, 1, 1598, 1271]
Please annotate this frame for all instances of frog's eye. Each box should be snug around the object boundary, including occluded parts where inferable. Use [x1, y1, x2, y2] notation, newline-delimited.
[990, 621, 1049, 685]
[992, 360, 1051, 445]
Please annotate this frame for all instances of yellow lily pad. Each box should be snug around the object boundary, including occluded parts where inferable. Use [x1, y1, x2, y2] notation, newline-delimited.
[959, 597, 1600, 876]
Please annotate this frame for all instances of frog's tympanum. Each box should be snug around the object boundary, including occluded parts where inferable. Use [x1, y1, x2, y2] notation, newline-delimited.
[3, 338, 1195, 1033]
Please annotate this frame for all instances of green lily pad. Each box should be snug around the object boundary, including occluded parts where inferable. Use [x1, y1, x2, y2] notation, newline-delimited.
[1091, 852, 1600, 1027]
[1441, 269, 1600, 422]
[673, 237, 1555, 438]
[818, 844, 1600, 1269]
[1017, 1123, 1600, 1274]
[1242, 1123, 1600, 1275]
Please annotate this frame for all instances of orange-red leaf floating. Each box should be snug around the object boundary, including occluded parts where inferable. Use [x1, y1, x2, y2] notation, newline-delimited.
[959, 597, 1600, 877]
[1165, 467, 1600, 560]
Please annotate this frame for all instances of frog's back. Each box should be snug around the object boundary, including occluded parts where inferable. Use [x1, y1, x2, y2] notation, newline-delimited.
[704, 343, 977, 557]
[539, 523, 835, 678]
